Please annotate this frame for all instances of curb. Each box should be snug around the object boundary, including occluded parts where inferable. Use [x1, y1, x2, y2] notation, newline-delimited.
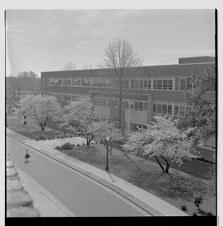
[7, 131, 187, 216]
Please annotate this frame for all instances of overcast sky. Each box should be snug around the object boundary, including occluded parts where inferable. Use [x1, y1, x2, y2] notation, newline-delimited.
[6, 9, 215, 76]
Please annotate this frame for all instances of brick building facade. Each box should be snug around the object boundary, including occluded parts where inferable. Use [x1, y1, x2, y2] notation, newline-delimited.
[41, 56, 216, 148]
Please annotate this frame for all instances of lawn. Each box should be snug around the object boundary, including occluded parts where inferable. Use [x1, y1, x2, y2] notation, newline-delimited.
[7, 115, 216, 216]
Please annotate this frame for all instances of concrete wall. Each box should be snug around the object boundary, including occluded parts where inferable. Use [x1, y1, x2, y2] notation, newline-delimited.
[6, 153, 40, 217]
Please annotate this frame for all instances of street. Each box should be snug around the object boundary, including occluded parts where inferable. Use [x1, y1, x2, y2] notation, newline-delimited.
[7, 137, 149, 216]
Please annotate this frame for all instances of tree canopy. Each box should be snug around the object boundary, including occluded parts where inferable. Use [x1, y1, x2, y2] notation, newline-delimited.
[20, 95, 61, 131]
[123, 116, 196, 173]
[179, 65, 216, 146]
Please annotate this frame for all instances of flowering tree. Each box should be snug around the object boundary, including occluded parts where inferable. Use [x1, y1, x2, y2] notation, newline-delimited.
[123, 116, 196, 174]
[20, 95, 61, 131]
[179, 65, 216, 146]
[58, 96, 100, 145]
[88, 120, 124, 154]
[89, 121, 123, 141]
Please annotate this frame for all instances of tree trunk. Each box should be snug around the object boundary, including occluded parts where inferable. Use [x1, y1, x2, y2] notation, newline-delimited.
[39, 122, 45, 131]
[160, 156, 171, 174]
[119, 77, 122, 129]
[154, 156, 166, 173]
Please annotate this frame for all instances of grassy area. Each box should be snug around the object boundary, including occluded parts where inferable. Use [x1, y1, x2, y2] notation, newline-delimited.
[7, 115, 216, 216]
[63, 145, 216, 216]
[7, 116, 69, 140]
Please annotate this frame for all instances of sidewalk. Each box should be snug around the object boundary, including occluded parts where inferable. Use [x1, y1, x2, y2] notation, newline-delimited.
[7, 128, 187, 216]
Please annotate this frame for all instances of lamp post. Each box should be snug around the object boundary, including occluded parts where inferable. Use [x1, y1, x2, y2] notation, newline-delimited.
[105, 136, 110, 172]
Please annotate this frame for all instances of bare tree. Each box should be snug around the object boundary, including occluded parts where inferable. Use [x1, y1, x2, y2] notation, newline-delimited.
[6, 75, 23, 110]
[104, 39, 143, 129]
[64, 62, 76, 71]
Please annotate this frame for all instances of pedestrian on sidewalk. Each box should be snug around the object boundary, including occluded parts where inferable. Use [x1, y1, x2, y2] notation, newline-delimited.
[25, 149, 30, 164]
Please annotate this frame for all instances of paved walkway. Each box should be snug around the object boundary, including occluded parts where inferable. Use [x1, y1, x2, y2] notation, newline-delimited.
[7, 128, 187, 216]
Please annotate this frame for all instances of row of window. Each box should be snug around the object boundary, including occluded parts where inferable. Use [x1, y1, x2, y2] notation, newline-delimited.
[129, 123, 147, 132]
[53, 93, 79, 102]
[153, 103, 191, 117]
[49, 77, 192, 91]
[94, 98, 148, 111]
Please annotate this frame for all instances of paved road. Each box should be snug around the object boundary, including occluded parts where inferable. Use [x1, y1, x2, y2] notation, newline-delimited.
[7, 137, 149, 216]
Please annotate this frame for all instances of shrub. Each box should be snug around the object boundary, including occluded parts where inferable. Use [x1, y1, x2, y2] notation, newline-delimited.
[55, 146, 62, 151]
[181, 205, 187, 212]
[38, 135, 47, 140]
[61, 142, 74, 150]
[194, 195, 203, 208]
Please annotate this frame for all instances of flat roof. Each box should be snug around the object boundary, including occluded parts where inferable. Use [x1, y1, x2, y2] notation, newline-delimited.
[41, 62, 215, 78]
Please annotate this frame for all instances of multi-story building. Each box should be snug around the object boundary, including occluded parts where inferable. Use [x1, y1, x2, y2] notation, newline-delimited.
[41, 56, 216, 148]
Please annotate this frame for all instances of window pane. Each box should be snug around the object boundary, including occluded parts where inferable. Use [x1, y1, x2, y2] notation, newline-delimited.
[163, 80, 168, 90]
[153, 80, 157, 89]
[135, 80, 138, 89]
[144, 103, 148, 110]
[139, 80, 143, 89]
[175, 78, 179, 90]
[157, 104, 161, 113]
[148, 80, 151, 89]
[162, 104, 167, 114]
[125, 101, 129, 109]
[180, 79, 186, 90]
[153, 104, 156, 113]
[174, 106, 179, 115]
[139, 102, 143, 111]
[143, 80, 148, 89]
[134, 101, 139, 110]
[157, 80, 162, 90]
[130, 80, 134, 88]
[168, 105, 172, 114]
[186, 78, 192, 90]
[168, 80, 173, 90]
[125, 80, 129, 88]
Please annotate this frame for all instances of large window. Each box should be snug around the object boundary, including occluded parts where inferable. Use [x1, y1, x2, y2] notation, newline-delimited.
[63, 78, 72, 86]
[72, 78, 81, 86]
[139, 80, 143, 89]
[130, 80, 134, 88]
[153, 80, 157, 89]
[135, 80, 139, 89]
[153, 79, 173, 90]
[63, 95, 71, 102]
[130, 123, 147, 131]
[49, 78, 63, 86]
[130, 101, 148, 111]
[175, 77, 192, 91]
[125, 80, 129, 88]
[153, 103, 173, 115]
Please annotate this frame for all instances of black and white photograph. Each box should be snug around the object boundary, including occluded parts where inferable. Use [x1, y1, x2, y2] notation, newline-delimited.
[4, 6, 218, 222]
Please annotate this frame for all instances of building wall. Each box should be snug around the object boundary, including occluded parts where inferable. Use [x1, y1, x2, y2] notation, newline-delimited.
[41, 59, 215, 146]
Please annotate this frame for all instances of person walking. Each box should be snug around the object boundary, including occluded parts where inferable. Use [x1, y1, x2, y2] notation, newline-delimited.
[25, 149, 30, 164]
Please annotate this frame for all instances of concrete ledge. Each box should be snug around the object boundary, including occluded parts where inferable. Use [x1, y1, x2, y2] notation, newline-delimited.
[7, 207, 40, 217]
[7, 130, 187, 216]
[7, 190, 33, 209]
[6, 160, 14, 168]
[7, 180, 24, 191]
[7, 168, 18, 178]
[6, 152, 40, 217]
